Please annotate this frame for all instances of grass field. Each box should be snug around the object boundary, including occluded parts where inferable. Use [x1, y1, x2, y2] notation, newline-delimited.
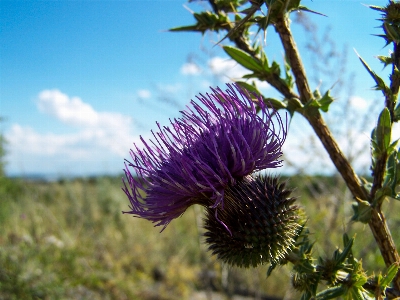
[0, 174, 399, 299]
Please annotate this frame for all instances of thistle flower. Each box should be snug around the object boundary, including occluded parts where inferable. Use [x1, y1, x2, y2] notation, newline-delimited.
[122, 83, 286, 231]
[203, 175, 301, 268]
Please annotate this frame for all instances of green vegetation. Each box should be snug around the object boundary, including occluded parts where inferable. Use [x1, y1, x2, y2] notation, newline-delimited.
[0, 175, 398, 299]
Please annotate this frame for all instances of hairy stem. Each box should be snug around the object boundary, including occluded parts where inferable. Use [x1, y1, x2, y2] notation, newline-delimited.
[273, 16, 366, 197]
[274, 17, 313, 103]
[273, 15, 400, 290]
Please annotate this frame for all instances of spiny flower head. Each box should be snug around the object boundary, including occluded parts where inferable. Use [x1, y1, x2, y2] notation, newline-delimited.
[122, 83, 286, 230]
[203, 175, 301, 268]
[371, 1, 400, 45]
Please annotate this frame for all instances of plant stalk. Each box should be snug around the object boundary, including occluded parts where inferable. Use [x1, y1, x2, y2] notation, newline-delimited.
[273, 15, 400, 290]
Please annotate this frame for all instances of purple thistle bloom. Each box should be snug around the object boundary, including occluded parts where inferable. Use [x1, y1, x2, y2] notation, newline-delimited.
[122, 83, 287, 230]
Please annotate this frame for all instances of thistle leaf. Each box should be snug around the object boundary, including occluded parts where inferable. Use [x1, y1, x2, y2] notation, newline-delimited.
[218, 1, 263, 45]
[348, 287, 374, 300]
[376, 107, 392, 153]
[383, 22, 400, 44]
[235, 81, 262, 95]
[381, 263, 399, 289]
[223, 46, 264, 72]
[235, 81, 287, 110]
[385, 148, 400, 200]
[356, 51, 391, 96]
[287, 97, 304, 117]
[265, 97, 287, 109]
[316, 286, 346, 300]
[283, 58, 294, 88]
[169, 11, 230, 34]
[169, 24, 202, 32]
[313, 89, 321, 99]
[351, 199, 372, 223]
[335, 237, 354, 265]
[298, 5, 327, 17]
[318, 90, 334, 112]
[376, 55, 393, 68]
[369, 5, 385, 13]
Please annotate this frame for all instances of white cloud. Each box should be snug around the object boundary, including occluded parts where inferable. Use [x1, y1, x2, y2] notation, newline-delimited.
[137, 89, 151, 99]
[37, 90, 134, 140]
[350, 96, 369, 110]
[256, 80, 271, 90]
[208, 56, 248, 80]
[6, 90, 142, 176]
[181, 62, 201, 75]
[37, 90, 99, 127]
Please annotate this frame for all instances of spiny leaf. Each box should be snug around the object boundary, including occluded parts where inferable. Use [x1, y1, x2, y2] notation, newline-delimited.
[372, 34, 391, 46]
[353, 275, 368, 288]
[387, 139, 399, 156]
[376, 107, 392, 153]
[283, 57, 294, 88]
[236, 81, 287, 110]
[235, 81, 262, 95]
[260, 51, 270, 72]
[318, 90, 334, 112]
[385, 148, 400, 200]
[343, 233, 355, 263]
[355, 50, 391, 96]
[223, 45, 264, 72]
[313, 89, 321, 99]
[169, 11, 229, 34]
[351, 199, 372, 223]
[265, 97, 287, 109]
[335, 237, 354, 265]
[376, 55, 393, 68]
[286, 97, 303, 117]
[303, 98, 323, 116]
[369, 5, 385, 12]
[218, 0, 263, 45]
[316, 286, 346, 300]
[349, 287, 375, 300]
[383, 22, 400, 43]
[373, 187, 393, 207]
[270, 61, 281, 75]
[298, 5, 327, 17]
[381, 263, 399, 288]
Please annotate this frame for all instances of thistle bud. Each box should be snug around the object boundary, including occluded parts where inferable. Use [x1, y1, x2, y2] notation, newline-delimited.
[203, 175, 301, 268]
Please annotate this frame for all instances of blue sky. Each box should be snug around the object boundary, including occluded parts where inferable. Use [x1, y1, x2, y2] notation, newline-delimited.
[1, 0, 398, 177]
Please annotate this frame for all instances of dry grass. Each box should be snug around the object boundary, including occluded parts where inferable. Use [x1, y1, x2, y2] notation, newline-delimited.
[0, 175, 398, 299]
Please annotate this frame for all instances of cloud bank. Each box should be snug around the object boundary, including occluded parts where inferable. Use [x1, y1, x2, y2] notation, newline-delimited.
[6, 90, 139, 176]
